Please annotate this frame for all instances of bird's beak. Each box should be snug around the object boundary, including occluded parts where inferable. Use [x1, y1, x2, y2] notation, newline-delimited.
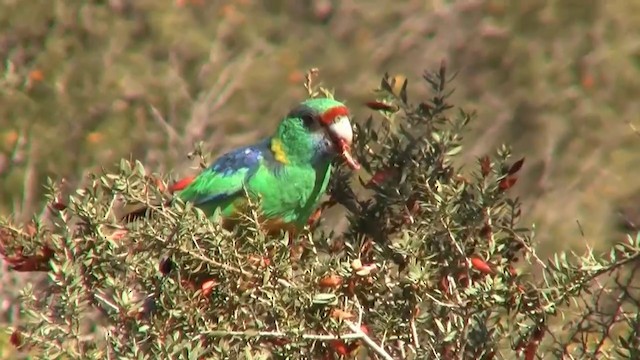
[327, 115, 360, 170]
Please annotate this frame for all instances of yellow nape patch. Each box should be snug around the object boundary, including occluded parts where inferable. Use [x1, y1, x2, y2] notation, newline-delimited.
[271, 138, 289, 164]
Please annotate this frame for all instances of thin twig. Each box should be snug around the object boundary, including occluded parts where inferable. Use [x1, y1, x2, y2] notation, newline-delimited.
[344, 320, 394, 360]
[276, 278, 293, 288]
[426, 341, 439, 358]
[202, 329, 363, 341]
[625, 119, 640, 138]
[145, 222, 250, 276]
[502, 226, 547, 269]
[170, 242, 252, 277]
[303, 67, 320, 96]
[185, 49, 261, 148]
[423, 290, 459, 308]
[442, 219, 465, 256]
[94, 293, 120, 312]
[149, 105, 180, 144]
[410, 315, 420, 349]
[397, 339, 406, 358]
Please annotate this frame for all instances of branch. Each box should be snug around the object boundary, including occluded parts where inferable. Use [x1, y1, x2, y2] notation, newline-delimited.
[410, 315, 420, 350]
[202, 329, 363, 341]
[502, 226, 547, 269]
[344, 320, 394, 360]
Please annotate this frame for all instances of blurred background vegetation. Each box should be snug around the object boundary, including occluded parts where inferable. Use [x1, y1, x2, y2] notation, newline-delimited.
[1, 0, 640, 355]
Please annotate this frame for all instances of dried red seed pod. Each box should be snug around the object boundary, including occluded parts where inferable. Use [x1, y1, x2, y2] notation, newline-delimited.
[330, 308, 355, 321]
[155, 178, 167, 192]
[201, 279, 218, 296]
[50, 201, 67, 211]
[42, 245, 54, 258]
[159, 256, 173, 275]
[470, 256, 493, 274]
[523, 340, 539, 360]
[368, 170, 390, 186]
[329, 340, 351, 356]
[479, 156, 492, 177]
[508, 158, 525, 175]
[365, 101, 398, 112]
[366, 167, 398, 187]
[498, 176, 518, 191]
[440, 276, 450, 294]
[307, 207, 323, 226]
[479, 224, 492, 239]
[9, 330, 22, 348]
[344, 278, 357, 297]
[457, 273, 470, 288]
[318, 274, 343, 289]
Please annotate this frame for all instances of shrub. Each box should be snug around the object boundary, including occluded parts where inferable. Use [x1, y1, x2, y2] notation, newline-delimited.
[2, 66, 639, 359]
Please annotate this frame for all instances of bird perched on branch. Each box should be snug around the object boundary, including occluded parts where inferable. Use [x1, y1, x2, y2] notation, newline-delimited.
[124, 97, 359, 235]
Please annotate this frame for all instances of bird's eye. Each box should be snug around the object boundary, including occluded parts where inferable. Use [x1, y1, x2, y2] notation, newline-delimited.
[301, 114, 316, 127]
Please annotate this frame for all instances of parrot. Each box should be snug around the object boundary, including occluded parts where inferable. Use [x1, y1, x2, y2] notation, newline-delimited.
[1, 98, 358, 275]
[129, 98, 360, 235]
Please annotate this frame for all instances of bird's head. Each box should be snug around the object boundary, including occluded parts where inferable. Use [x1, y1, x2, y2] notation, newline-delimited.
[274, 98, 360, 170]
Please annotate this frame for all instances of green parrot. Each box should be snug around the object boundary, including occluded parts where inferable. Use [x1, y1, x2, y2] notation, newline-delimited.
[165, 98, 359, 234]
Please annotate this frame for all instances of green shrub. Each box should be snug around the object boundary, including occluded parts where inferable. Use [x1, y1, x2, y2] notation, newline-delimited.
[2, 67, 639, 359]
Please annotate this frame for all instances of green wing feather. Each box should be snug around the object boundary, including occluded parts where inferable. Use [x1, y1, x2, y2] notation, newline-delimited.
[176, 143, 268, 217]
[177, 168, 250, 218]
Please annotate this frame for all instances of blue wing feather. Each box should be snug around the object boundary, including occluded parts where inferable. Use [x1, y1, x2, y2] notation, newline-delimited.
[182, 138, 282, 207]
[210, 145, 263, 176]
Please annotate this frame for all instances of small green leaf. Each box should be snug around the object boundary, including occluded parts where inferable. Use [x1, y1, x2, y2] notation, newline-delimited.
[446, 145, 462, 156]
[312, 293, 337, 305]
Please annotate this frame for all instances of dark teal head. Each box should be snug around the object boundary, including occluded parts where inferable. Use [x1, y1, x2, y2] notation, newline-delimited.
[272, 98, 359, 169]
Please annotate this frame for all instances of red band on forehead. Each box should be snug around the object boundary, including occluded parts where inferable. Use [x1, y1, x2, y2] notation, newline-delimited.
[320, 106, 349, 125]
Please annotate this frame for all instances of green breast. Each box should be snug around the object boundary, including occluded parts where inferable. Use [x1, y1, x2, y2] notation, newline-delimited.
[246, 161, 333, 227]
